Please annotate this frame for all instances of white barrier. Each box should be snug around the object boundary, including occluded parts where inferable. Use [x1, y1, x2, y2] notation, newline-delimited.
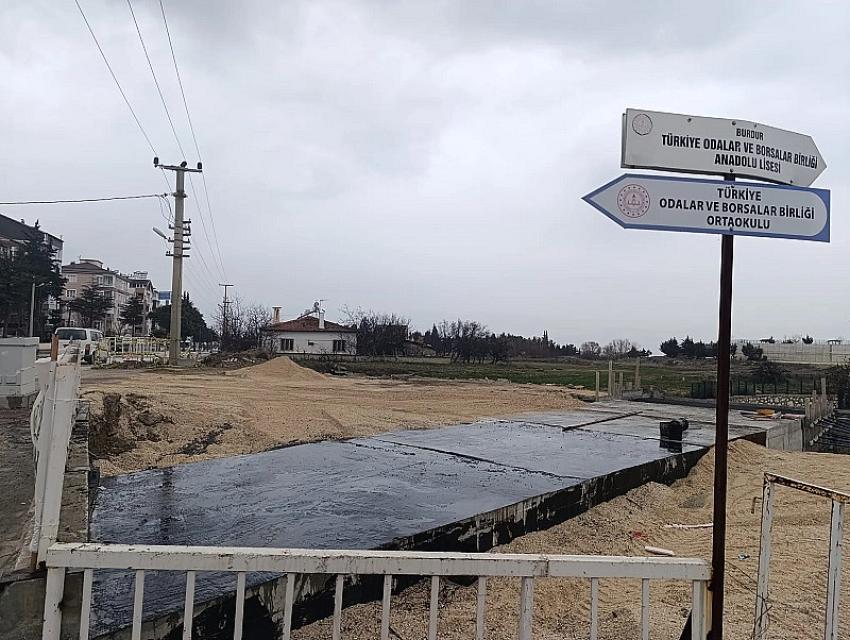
[42, 544, 710, 640]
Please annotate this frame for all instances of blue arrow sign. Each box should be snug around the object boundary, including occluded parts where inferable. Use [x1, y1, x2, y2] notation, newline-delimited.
[583, 173, 830, 242]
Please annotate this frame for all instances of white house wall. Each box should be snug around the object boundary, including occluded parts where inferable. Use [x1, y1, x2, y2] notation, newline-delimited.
[269, 331, 357, 355]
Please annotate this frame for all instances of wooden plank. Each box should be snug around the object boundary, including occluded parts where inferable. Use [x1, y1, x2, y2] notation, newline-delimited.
[183, 571, 195, 640]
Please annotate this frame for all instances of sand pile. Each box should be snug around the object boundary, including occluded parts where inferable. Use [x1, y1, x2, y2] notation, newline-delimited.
[231, 356, 327, 382]
[293, 440, 850, 640]
[83, 359, 582, 475]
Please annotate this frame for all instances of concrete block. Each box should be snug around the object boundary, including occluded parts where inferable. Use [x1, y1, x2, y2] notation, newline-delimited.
[0, 337, 38, 398]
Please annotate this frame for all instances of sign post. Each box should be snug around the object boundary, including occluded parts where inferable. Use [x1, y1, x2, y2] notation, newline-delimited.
[622, 108, 826, 186]
[582, 174, 830, 242]
[712, 182, 734, 640]
[585, 110, 830, 640]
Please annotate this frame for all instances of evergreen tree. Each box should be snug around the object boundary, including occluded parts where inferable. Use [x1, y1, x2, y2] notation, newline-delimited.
[0, 223, 65, 337]
[69, 285, 112, 328]
[149, 293, 216, 342]
[119, 295, 146, 336]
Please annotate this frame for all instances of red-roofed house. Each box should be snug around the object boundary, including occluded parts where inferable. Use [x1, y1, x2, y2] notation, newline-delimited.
[263, 307, 356, 355]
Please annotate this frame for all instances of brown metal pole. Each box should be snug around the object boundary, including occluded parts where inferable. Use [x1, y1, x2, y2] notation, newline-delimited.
[710, 226, 734, 638]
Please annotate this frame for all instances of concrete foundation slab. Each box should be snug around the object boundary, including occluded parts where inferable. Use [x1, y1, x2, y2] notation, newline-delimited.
[88, 403, 801, 638]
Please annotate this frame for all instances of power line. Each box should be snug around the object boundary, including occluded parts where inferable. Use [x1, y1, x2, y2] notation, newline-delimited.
[158, 0, 199, 160]
[159, 0, 228, 279]
[74, 0, 157, 156]
[126, 0, 186, 158]
[0, 193, 167, 205]
[187, 173, 226, 280]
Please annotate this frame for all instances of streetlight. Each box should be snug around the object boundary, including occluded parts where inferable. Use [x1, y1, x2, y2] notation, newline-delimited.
[152, 226, 169, 242]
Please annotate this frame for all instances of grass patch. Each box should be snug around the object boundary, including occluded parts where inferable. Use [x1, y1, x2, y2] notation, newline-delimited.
[298, 357, 718, 396]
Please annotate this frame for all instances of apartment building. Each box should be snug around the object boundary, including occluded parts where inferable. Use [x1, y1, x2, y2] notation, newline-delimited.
[129, 271, 159, 335]
[61, 259, 132, 334]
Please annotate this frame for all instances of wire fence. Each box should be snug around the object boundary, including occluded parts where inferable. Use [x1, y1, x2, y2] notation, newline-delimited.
[691, 375, 834, 400]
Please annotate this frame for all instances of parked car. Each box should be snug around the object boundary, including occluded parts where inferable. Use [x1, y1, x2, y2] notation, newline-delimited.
[54, 327, 104, 363]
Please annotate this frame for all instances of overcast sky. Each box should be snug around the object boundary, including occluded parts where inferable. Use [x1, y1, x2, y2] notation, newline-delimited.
[2, 1, 848, 350]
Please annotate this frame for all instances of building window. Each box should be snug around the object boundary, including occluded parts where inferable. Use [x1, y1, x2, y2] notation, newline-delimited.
[98, 275, 114, 286]
[67, 274, 77, 283]
[66, 289, 76, 298]
[280, 338, 294, 351]
[333, 339, 347, 353]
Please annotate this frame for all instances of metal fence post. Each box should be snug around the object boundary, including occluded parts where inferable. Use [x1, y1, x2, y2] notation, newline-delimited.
[37, 358, 80, 560]
[41, 567, 66, 640]
[518, 577, 534, 640]
[825, 500, 845, 640]
[753, 478, 774, 640]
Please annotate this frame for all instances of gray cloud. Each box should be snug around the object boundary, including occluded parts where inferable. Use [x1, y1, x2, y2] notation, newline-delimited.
[1, 1, 848, 349]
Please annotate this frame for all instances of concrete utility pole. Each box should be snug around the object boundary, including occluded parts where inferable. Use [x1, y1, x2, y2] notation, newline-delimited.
[219, 283, 233, 350]
[155, 158, 202, 365]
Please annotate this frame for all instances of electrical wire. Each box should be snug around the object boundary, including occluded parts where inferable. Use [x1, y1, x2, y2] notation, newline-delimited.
[187, 173, 226, 280]
[0, 193, 167, 205]
[159, 0, 228, 279]
[126, 0, 186, 158]
[74, 0, 157, 156]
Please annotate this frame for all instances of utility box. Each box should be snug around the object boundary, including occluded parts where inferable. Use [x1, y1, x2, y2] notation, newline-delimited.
[0, 337, 39, 400]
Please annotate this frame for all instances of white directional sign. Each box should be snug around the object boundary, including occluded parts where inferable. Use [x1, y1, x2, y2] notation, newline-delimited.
[583, 174, 830, 242]
[622, 108, 826, 187]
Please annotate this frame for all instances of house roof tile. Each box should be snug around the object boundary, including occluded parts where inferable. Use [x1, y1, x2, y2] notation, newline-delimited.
[265, 315, 354, 333]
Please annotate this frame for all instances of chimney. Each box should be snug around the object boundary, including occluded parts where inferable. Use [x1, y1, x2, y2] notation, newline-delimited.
[318, 307, 325, 330]
[273, 306, 281, 324]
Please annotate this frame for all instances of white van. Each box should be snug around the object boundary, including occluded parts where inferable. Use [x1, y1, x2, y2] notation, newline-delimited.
[54, 327, 104, 363]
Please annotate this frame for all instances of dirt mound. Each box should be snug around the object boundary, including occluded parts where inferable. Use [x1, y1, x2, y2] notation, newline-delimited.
[232, 356, 328, 382]
[84, 389, 277, 475]
[201, 349, 272, 369]
[87, 391, 175, 457]
[82, 363, 582, 475]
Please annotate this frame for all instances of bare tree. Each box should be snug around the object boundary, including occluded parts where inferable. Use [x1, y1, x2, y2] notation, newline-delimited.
[215, 298, 273, 351]
[580, 341, 602, 359]
[342, 306, 410, 356]
[603, 338, 632, 358]
[245, 304, 273, 349]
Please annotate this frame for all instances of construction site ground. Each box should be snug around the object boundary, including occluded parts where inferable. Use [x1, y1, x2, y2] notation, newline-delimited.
[81, 357, 586, 475]
[78, 358, 850, 638]
[292, 440, 850, 640]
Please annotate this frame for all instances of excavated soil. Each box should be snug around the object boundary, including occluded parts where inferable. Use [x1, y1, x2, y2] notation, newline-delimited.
[83, 357, 584, 475]
[293, 440, 850, 640]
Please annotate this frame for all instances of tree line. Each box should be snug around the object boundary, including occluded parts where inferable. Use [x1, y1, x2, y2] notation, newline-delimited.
[0, 224, 64, 337]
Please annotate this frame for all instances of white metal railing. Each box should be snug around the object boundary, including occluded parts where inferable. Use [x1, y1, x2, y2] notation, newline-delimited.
[42, 543, 710, 640]
[31, 346, 82, 561]
[94, 336, 168, 365]
[754, 472, 849, 640]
